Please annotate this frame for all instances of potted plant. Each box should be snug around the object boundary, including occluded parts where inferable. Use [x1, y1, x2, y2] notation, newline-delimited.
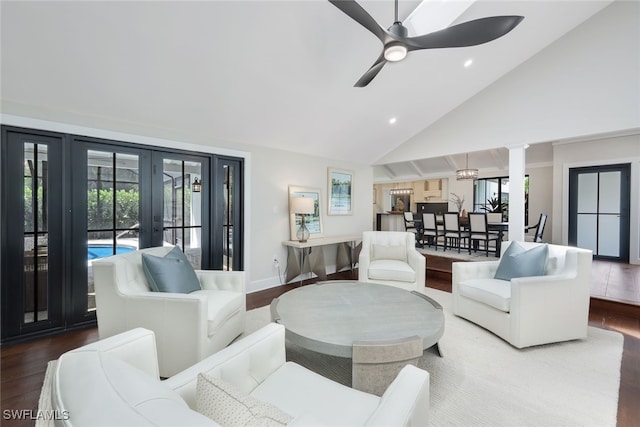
[482, 196, 508, 218]
[449, 193, 465, 216]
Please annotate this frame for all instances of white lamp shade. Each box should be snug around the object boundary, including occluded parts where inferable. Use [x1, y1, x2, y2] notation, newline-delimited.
[291, 196, 315, 214]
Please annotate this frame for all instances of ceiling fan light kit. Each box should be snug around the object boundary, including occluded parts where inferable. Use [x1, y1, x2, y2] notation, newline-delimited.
[329, 0, 524, 87]
[384, 43, 407, 62]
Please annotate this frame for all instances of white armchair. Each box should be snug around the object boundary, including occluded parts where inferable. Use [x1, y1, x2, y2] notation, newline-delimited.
[51, 324, 431, 426]
[358, 231, 426, 291]
[93, 246, 246, 377]
[452, 241, 592, 348]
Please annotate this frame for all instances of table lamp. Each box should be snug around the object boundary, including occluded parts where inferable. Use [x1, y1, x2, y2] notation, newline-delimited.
[291, 196, 315, 242]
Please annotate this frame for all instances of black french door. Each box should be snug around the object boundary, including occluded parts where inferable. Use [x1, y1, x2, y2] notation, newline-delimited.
[212, 156, 243, 271]
[1, 130, 65, 338]
[568, 164, 631, 261]
[1, 126, 243, 343]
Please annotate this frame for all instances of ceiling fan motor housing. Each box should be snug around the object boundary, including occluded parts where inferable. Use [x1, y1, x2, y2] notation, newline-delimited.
[387, 22, 408, 39]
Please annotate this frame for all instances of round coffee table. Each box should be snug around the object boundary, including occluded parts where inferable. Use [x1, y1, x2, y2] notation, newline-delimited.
[270, 281, 444, 358]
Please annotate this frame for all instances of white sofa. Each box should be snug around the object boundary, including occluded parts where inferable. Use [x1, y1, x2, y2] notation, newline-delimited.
[51, 324, 430, 426]
[93, 246, 246, 377]
[452, 241, 593, 348]
[358, 231, 426, 292]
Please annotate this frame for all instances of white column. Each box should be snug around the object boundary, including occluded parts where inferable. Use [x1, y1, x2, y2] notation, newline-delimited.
[508, 145, 529, 241]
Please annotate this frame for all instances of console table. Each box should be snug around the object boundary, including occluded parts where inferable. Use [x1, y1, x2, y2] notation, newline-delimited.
[282, 234, 362, 283]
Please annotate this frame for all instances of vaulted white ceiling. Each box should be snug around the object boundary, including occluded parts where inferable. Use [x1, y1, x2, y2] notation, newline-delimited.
[2, 0, 634, 179]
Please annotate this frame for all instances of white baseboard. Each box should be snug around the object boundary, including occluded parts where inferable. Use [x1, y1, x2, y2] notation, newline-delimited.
[248, 264, 345, 294]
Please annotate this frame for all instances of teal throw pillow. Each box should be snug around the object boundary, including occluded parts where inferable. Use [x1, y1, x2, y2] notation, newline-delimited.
[141, 246, 201, 293]
[494, 242, 549, 281]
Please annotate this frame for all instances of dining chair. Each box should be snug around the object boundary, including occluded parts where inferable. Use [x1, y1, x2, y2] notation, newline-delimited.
[420, 212, 444, 250]
[403, 211, 421, 247]
[443, 212, 469, 253]
[468, 212, 501, 257]
[486, 212, 503, 223]
[525, 213, 548, 242]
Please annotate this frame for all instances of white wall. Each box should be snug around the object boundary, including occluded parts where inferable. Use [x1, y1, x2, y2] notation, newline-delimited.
[526, 166, 554, 241]
[249, 145, 373, 292]
[377, 0, 640, 164]
[0, 114, 374, 292]
[552, 134, 640, 265]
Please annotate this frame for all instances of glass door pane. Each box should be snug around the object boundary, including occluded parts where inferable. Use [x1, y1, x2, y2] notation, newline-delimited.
[223, 164, 233, 270]
[162, 159, 202, 269]
[213, 156, 243, 271]
[598, 171, 621, 257]
[87, 150, 140, 312]
[23, 143, 49, 324]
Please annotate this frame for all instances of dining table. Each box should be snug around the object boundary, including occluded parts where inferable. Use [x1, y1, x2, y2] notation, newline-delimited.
[418, 215, 508, 256]
[487, 221, 509, 254]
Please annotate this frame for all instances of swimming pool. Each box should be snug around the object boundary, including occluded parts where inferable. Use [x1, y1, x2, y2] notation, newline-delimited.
[87, 244, 136, 260]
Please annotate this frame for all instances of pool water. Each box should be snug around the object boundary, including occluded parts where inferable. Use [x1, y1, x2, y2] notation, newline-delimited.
[88, 245, 136, 260]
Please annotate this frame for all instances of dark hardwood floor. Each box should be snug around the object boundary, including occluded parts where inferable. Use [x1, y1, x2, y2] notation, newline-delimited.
[1, 263, 639, 427]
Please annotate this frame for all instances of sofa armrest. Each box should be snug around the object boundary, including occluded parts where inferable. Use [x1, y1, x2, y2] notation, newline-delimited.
[104, 292, 210, 373]
[114, 292, 209, 336]
[165, 323, 287, 409]
[197, 270, 246, 293]
[407, 250, 426, 290]
[358, 253, 371, 282]
[511, 273, 589, 317]
[365, 365, 430, 426]
[509, 273, 591, 347]
[71, 327, 160, 379]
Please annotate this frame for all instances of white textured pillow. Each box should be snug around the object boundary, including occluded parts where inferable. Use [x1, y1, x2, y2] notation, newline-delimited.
[372, 244, 407, 261]
[196, 373, 293, 426]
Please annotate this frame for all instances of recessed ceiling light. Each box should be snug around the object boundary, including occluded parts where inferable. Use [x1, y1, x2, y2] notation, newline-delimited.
[389, 117, 397, 125]
[464, 59, 473, 68]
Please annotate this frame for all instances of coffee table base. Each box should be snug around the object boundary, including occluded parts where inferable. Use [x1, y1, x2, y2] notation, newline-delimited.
[271, 281, 445, 393]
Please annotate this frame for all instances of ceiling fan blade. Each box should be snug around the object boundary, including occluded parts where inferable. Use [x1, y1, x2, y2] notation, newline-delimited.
[405, 16, 524, 51]
[354, 54, 387, 87]
[329, 0, 387, 43]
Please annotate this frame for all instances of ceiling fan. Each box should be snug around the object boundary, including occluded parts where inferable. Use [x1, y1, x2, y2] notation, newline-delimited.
[328, 0, 524, 87]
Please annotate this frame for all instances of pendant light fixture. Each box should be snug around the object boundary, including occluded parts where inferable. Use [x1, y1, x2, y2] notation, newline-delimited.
[456, 153, 478, 181]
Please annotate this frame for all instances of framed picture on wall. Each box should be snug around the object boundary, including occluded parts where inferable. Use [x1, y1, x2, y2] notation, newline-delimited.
[327, 168, 353, 215]
[288, 186, 323, 240]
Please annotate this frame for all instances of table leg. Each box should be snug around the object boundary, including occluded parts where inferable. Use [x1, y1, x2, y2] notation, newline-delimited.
[307, 247, 327, 281]
[285, 246, 302, 283]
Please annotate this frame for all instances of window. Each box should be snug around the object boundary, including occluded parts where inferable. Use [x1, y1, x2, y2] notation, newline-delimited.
[473, 176, 529, 224]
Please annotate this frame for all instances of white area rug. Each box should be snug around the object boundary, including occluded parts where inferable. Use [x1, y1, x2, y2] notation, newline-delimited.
[245, 288, 623, 427]
[39, 288, 623, 426]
